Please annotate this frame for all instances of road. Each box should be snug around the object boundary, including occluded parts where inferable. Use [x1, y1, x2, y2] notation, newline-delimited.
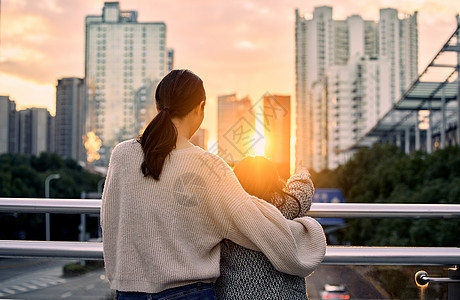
[306, 265, 386, 299]
[0, 259, 386, 299]
[0, 258, 113, 299]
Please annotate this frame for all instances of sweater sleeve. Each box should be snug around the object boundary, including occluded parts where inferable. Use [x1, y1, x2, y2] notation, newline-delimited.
[283, 168, 314, 216]
[204, 154, 326, 278]
[272, 168, 314, 219]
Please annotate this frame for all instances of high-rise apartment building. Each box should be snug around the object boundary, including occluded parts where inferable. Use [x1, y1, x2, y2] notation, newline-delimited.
[379, 9, 418, 111]
[0, 97, 10, 154]
[85, 2, 171, 165]
[295, 6, 418, 171]
[263, 95, 291, 179]
[217, 94, 256, 164]
[55, 77, 85, 161]
[0, 96, 18, 154]
[17, 108, 54, 156]
[167, 48, 175, 72]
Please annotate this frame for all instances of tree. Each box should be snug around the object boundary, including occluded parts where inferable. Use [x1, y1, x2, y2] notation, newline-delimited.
[310, 144, 460, 247]
[0, 153, 104, 240]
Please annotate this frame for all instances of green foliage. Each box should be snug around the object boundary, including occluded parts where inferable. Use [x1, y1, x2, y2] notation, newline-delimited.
[0, 152, 104, 240]
[0, 152, 103, 199]
[311, 144, 460, 247]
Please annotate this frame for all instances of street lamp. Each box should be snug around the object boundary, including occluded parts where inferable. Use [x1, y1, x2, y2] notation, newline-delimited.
[45, 173, 60, 241]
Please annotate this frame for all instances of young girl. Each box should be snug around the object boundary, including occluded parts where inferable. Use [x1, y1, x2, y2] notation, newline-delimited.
[101, 70, 325, 299]
[215, 156, 315, 299]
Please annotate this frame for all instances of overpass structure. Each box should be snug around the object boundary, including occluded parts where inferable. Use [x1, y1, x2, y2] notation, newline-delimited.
[342, 17, 460, 154]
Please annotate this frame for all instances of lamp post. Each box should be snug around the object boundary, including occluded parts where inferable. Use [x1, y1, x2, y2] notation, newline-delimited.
[45, 173, 60, 241]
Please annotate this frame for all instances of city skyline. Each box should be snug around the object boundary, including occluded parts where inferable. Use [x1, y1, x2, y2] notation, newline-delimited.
[1, 0, 460, 143]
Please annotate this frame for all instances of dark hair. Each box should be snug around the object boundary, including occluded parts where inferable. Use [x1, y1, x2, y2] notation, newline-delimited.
[233, 156, 301, 217]
[139, 69, 206, 180]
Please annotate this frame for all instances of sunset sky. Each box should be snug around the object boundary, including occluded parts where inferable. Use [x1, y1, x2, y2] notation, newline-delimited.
[1, 0, 459, 139]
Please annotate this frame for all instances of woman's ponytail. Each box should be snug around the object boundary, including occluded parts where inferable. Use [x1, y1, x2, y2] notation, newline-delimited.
[138, 69, 205, 181]
[140, 109, 177, 180]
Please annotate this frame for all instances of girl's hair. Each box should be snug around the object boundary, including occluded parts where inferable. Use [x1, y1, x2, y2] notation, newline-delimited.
[138, 69, 206, 180]
[233, 156, 301, 217]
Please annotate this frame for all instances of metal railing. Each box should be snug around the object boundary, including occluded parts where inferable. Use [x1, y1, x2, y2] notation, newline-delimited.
[2, 198, 460, 219]
[2, 197, 460, 299]
[0, 198, 460, 266]
[0, 240, 459, 266]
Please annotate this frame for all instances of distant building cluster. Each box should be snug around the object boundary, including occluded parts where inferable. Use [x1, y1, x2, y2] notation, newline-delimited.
[295, 6, 418, 171]
[0, 96, 54, 156]
[0, 2, 173, 167]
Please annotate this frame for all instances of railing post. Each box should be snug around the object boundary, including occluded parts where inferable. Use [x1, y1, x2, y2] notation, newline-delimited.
[45, 173, 60, 241]
[448, 266, 460, 300]
[405, 127, 410, 154]
[415, 112, 421, 151]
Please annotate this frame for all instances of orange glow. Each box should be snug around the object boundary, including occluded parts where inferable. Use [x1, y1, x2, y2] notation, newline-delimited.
[83, 131, 102, 162]
[290, 136, 296, 175]
[253, 137, 266, 156]
[253, 103, 266, 156]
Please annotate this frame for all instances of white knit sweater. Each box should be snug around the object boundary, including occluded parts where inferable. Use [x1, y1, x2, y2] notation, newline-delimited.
[101, 139, 326, 293]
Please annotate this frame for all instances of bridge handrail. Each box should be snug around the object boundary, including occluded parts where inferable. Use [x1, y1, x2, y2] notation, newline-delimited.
[0, 240, 458, 265]
[1, 198, 460, 218]
[1, 198, 460, 265]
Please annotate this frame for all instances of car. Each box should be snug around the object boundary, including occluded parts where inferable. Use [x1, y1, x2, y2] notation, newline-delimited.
[320, 284, 351, 300]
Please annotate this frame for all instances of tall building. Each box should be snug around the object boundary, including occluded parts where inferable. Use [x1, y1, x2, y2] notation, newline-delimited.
[217, 94, 255, 164]
[295, 6, 418, 171]
[167, 48, 175, 72]
[263, 95, 291, 179]
[327, 58, 392, 168]
[85, 1, 170, 165]
[55, 77, 85, 161]
[0, 96, 18, 154]
[17, 108, 54, 156]
[295, 6, 336, 169]
[379, 9, 418, 111]
[190, 128, 208, 150]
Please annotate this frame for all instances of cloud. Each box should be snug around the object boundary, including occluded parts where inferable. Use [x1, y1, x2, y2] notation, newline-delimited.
[1, 0, 90, 85]
[235, 40, 256, 50]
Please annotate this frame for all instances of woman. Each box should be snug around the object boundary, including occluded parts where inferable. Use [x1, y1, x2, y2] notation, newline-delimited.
[215, 156, 314, 299]
[101, 69, 326, 299]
